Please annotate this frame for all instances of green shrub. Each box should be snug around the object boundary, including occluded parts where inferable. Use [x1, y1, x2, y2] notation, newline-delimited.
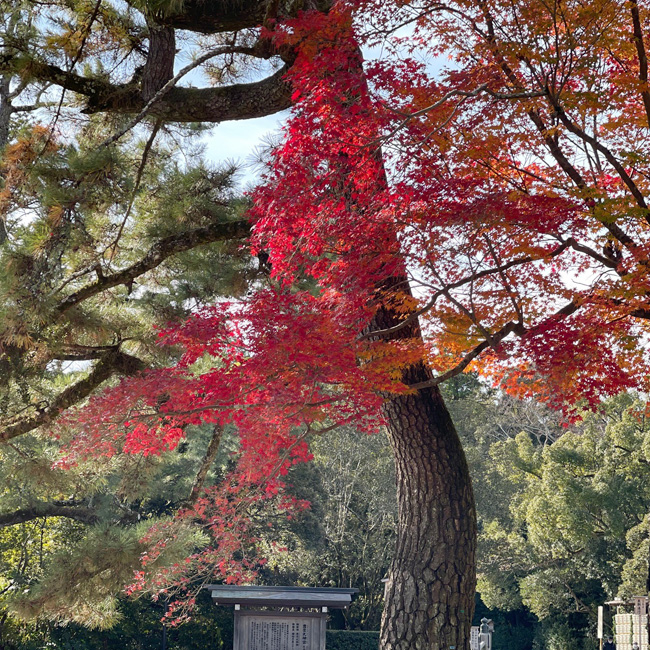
[326, 630, 379, 650]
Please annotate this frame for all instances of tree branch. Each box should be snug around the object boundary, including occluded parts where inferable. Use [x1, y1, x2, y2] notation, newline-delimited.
[361, 242, 572, 341]
[562, 236, 619, 270]
[409, 320, 525, 391]
[56, 219, 250, 315]
[473, 0, 642, 251]
[0, 54, 293, 123]
[408, 299, 579, 391]
[99, 44, 271, 146]
[551, 98, 650, 219]
[0, 349, 145, 442]
[185, 424, 224, 506]
[630, 0, 650, 129]
[155, 0, 271, 34]
[54, 344, 129, 360]
[631, 306, 650, 319]
[0, 503, 99, 528]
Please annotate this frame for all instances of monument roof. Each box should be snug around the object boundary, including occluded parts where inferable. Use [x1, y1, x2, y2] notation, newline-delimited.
[206, 585, 359, 608]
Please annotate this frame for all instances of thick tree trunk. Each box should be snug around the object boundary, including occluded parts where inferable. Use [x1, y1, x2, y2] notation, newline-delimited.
[381, 373, 476, 650]
[0, 75, 10, 149]
[370, 285, 477, 650]
[0, 74, 11, 244]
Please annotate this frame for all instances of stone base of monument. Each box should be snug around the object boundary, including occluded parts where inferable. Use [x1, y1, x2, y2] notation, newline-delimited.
[206, 585, 358, 650]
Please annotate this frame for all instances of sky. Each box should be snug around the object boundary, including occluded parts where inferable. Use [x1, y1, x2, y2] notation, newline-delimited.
[202, 112, 288, 188]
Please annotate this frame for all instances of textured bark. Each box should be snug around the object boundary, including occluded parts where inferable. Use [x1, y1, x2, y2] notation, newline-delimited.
[84, 64, 293, 122]
[369, 283, 477, 650]
[0, 75, 10, 244]
[142, 23, 175, 102]
[155, 0, 332, 34]
[0, 503, 99, 527]
[380, 375, 476, 650]
[0, 55, 292, 123]
[0, 75, 10, 150]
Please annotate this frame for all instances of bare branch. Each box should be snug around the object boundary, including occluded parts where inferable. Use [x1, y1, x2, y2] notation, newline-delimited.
[551, 99, 650, 218]
[361, 242, 572, 341]
[409, 320, 525, 391]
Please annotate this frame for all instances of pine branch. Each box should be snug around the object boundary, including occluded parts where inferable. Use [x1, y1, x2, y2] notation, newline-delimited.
[99, 45, 263, 146]
[0, 54, 293, 123]
[0, 349, 145, 442]
[56, 219, 250, 315]
[157, 0, 269, 34]
[0, 503, 99, 528]
[54, 344, 130, 360]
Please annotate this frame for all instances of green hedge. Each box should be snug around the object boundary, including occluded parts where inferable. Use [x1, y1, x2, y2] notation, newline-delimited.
[326, 630, 380, 650]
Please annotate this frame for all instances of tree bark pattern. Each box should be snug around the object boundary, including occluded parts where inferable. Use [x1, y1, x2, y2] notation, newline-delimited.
[369, 281, 477, 650]
[0, 74, 10, 244]
[0, 55, 292, 123]
[142, 23, 175, 102]
[380, 374, 476, 650]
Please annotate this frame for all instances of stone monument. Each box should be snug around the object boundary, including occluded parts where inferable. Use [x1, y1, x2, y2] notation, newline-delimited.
[470, 618, 494, 650]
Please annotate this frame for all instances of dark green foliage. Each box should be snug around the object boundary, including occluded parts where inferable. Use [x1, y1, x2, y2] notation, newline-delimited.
[259, 427, 396, 630]
[35, 589, 229, 650]
[326, 630, 380, 650]
[473, 595, 536, 650]
[444, 378, 650, 650]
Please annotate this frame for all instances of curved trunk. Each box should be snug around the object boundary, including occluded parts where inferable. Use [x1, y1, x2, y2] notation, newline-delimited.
[0, 75, 11, 244]
[370, 285, 477, 649]
[142, 22, 176, 102]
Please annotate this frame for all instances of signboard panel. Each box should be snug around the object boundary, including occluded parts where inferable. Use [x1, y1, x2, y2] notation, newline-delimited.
[235, 612, 326, 650]
[598, 606, 604, 639]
